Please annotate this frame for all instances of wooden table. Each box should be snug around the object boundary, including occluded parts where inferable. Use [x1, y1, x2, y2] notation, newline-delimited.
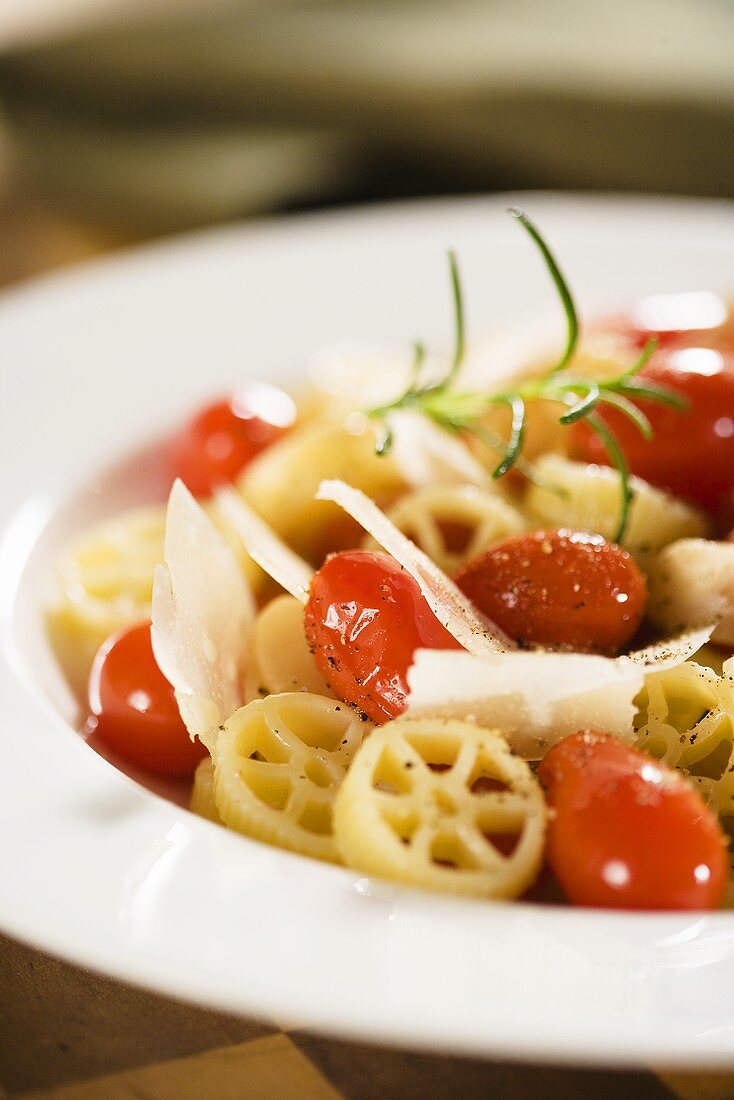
[0, 197, 733, 1100]
[3, 933, 731, 1100]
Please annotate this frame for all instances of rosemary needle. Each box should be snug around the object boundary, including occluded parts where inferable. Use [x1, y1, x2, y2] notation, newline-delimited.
[368, 209, 684, 544]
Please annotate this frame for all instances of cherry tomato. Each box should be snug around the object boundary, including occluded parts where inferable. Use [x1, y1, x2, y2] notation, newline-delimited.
[304, 549, 460, 724]
[169, 382, 296, 497]
[87, 622, 206, 778]
[596, 292, 733, 354]
[571, 345, 734, 517]
[455, 529, 646, 656]
[538, 732, 728, 910]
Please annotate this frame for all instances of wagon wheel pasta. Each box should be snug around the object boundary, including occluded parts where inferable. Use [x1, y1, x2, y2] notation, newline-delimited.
[525, 454, 709, 559]
[334, 718, 546, 898]
[190, 757, 221, 823]
[646, 539, 734, 647]
[635, 660, 734, 817]
[214, 693, 368, 862]
[245, 595, 334, 701]
[47, 506, 167, 693]
[238, 416, 406, 560]
[48, 499, 265, 696]
[363, 486, 526, 575]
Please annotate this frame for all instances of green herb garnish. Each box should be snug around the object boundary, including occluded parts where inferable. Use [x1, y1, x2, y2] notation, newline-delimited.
[367, 208, 685, 543]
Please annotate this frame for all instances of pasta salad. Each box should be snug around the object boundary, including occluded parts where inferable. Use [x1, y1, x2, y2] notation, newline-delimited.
[48, 210, 734, 911]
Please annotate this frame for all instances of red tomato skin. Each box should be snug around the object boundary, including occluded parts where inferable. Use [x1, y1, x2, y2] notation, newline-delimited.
[539, 733, 728, 911]
[170, 383, 296, 497]
[571, 346, 734, 518]
[87, 622, 206, 778]
[455, 529, 646, 656]
[595, 295, 734, 355]
[304, 549, 460, 725]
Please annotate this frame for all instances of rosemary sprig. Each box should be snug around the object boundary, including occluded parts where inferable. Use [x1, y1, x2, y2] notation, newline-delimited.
[507, 207, 577, 374]
[367, 208, 686, 544]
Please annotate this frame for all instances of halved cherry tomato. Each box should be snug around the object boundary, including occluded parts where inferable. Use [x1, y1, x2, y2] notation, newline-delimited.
[455, 529, 646, 656]
[169, 382, 296, 497]
[538, 732, 728, 910]
[87, 622, 206, 778]
[304, 549, 460, 724]
[571, 346, 734, 517]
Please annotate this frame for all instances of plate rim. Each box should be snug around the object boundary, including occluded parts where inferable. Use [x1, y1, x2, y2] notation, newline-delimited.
[2, 190, 734, 1069]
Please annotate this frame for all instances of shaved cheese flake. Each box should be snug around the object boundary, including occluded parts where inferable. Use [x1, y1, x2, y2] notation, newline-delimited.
[624, 624, 715, 670]
[387, 410, 490, 490]
[406, 623, 713, 759]
[151, 480, 255, 751]
[316, 479, 511, 656]
[406, 648, 643, 759]
[215, 486, 314, 603]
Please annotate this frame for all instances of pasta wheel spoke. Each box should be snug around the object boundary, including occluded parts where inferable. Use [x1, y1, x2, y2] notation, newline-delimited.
[405, 822, 438, 863]
[238, 757, 297, 810]
[286, 772, 343, 836]
[214, 692, 368, 862]
[635, 717, 681, 766]
[372, 793, 423, 843]
[407, 820, 506, 873]
[301, 748, 350, 790]
[472, 791, 533, 834]
[446, 736, 482, 788]
[237, 715, 292, 765]
[263, 719, 309, 758]
[371, 740, 428, 795]
[364, 486, 525, 575]
[473, 515, 510, 556]
[410, 513, 445, 565]
[284, 782, 310, 819]
[683, 712, 734, 771]
[334, 718, 546, 898]
[370, 789, 418, 812]
[449, 821, 507, 872]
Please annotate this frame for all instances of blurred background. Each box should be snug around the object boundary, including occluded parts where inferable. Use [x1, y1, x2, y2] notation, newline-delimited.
[0, 0, 730, 285]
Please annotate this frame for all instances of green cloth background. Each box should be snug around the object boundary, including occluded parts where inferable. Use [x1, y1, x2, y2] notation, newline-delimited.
[0, 0, 731, 231]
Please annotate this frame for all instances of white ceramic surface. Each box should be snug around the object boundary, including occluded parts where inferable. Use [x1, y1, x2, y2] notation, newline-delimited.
[2, 193, 734, 1068]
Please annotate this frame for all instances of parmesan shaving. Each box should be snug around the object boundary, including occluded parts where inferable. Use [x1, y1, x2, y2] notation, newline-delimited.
[406, 625, 714, 760]
[215, 486, 314, 603]
[623, 624, 716, 670]
[316, 479, 511, 656]
[151, 480, 255, 752]
[406, 648, 644, 759]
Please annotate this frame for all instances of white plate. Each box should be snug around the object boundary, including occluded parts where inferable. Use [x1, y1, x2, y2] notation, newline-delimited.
[2, 193, 734, 1069]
